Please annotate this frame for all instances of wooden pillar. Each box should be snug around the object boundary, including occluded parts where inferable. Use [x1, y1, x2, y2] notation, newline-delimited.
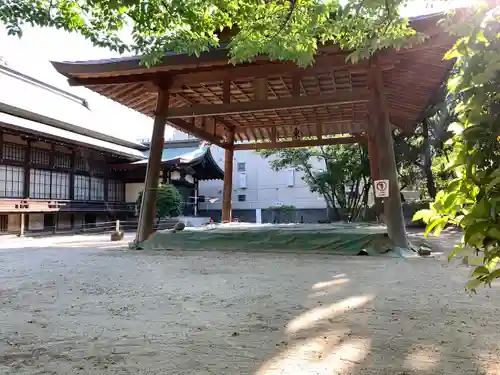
[135, 86, 170, 244]
[193, 178, 199, 217]
[221, 136, 234, 223]
[53, 212, 58, 234]
[69, 150, 76, 200]
[369, 59, 408, 248]
[20, 213, 25, 236]
[23, 142, 31, 198]
[367, 131, 383, 218]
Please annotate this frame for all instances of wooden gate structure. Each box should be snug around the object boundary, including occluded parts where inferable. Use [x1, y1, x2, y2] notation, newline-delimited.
[51, 14, 455, 248]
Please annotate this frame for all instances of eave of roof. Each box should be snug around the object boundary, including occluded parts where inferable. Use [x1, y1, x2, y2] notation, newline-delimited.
[49, 11, 460, 142]
[0, 110, 145, 160]
[0, 64, 148, 151]
[50, 13, 447, 77]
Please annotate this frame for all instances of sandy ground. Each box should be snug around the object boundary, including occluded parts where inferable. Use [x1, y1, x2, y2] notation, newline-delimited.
[1, 231, 499, 374]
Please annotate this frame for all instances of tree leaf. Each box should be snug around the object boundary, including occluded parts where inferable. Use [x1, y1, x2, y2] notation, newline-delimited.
[412, 209, 434, 222]
[466, 278, 483, 291]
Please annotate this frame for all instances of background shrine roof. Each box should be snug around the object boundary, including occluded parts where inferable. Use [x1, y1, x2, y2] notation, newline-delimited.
[51, 12, 456, 146]
[116, 142, 224, 180]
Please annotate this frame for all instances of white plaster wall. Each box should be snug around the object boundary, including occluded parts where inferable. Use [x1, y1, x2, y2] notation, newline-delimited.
[28, 213, 44, 231]
[125, 183, 143, 203]
[199, 145, 326, 210]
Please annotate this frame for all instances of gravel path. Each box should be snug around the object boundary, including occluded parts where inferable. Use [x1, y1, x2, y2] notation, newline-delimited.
[0, 232, 499, 374]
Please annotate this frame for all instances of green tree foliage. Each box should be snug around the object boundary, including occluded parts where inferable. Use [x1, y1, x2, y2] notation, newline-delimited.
[415, 4, 500, 291]
[136, 183, 182, 224]
[259, 144, 370, 220]
[0, 0, 423, 66]
[393, 92, 455, 199]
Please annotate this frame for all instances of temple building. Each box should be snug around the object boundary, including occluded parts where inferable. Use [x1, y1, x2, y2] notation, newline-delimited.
[0, 63, 222, 234]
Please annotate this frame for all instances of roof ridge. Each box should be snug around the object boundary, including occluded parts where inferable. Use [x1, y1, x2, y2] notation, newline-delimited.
[0, 63, 89, 109]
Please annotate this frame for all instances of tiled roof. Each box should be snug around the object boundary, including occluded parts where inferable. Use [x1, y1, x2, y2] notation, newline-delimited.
[0, 110, 145, 160]
[0, 64, 148, 151]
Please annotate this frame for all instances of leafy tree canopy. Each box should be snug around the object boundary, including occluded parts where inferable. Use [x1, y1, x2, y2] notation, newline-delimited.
[137, 183, 182, 221]
[415, 3, 500, 291]
[0, 0, 422, 66]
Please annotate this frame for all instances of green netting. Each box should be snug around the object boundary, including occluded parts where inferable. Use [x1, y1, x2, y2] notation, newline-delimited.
[137, 224, 413, 257]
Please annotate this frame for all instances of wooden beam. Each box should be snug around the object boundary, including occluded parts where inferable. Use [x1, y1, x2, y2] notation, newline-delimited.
[168, 118, 224, 145]
[169, 54, 398, 90]
[316, 123, 323, 140]
[270, 127, 277, 143]
[167, 90, 369, 119]
[232, 136, 363, 150]
[204, 117, 216, 136]
[67, 54, 397, 89]
[234, 119, 363, 132]
[223, 80, 231, 103]
[253, 78, 268, 100]
[169, 55, 347, 90]
[173, 92, 234, 132]
[292, 75, 301, 97]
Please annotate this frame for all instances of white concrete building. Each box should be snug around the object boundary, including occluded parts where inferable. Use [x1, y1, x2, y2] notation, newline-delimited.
[166, 131, 328, 223]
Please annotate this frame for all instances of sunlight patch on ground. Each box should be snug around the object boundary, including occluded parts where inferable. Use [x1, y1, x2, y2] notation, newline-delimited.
[475, 352, 500, 375]
[257, 333, 371, 375]
[403, 345, 441, 372]
[312, 278, 349, 290]
[285, 295, 373, 335]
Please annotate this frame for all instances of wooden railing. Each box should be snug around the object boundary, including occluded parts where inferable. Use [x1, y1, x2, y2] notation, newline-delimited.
[0, 198, 135, 213]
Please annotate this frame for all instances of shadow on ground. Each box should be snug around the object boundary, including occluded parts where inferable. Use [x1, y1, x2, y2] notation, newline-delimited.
[0, 231, 499, 374]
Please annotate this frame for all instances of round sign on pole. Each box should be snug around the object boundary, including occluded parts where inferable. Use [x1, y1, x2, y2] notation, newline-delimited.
[374, 179, 389, 198]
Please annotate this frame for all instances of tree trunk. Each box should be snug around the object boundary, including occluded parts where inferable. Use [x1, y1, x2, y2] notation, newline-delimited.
[422, 119, 437, 199]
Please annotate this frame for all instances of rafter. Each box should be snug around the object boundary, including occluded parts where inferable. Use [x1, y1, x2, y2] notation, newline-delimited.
[66, 53, 397, 89]
[166, 90, 369, 119]
[232, 136, 364, 150]
[167, 118, 224, 145]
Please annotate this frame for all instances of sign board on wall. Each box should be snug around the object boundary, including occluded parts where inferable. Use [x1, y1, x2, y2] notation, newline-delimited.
[374, 179, 389, 198]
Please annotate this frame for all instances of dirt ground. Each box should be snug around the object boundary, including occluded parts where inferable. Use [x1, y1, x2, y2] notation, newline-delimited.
[1, 231, 499, 374]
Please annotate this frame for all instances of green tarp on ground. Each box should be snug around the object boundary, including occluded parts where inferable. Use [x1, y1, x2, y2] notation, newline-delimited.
[137, 223, 412, 257]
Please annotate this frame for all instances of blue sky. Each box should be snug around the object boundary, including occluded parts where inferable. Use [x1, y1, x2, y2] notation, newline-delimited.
[0, 0, 470, 142]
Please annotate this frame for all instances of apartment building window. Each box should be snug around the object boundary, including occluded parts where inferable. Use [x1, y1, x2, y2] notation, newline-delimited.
[90, 177, 105, 201]
[237, 194, 246, 202]
[74, 175, 90, 200]
[30, 149, 50, 165]
[29, 169, 51, 199]
[237, 162, 246, 172]
[51, 172, 70, 200]
[3, 143, 25, 162]
[0, 165, 24, 197]
[54, 154, 71, 169]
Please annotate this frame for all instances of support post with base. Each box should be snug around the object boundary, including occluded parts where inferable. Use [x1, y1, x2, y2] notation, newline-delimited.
[368, 57, 408, 248]
[221, 135, 234, 223]
[135, 86, 170, 244]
